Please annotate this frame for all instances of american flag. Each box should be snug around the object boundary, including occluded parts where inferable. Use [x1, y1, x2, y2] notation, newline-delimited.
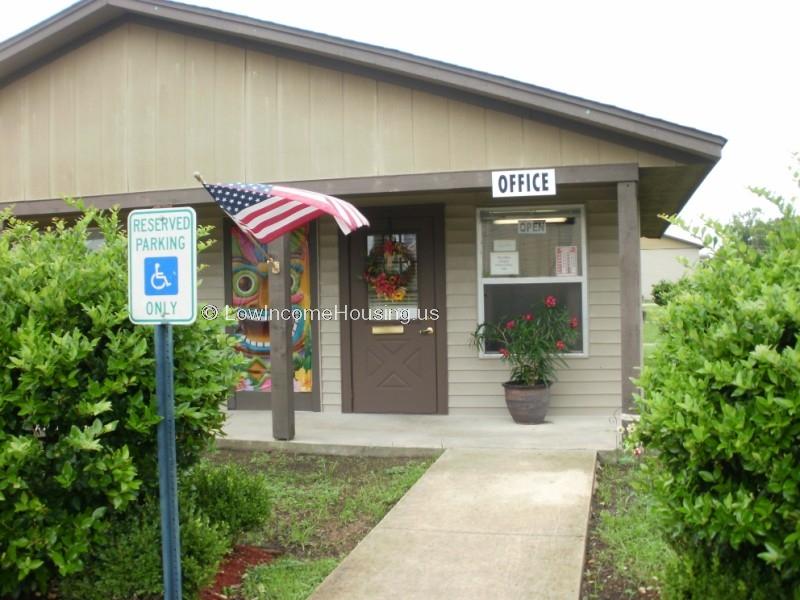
[199, 180, 369, 244]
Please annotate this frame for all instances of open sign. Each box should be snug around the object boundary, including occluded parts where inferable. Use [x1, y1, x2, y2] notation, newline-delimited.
[518, 219, 547, 235]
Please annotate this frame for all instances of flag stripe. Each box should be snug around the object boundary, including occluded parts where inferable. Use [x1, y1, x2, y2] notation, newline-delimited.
[201, 182, 369, 245]
[242, 199, 302, 230]
[276, 185, 353, 228]
[325, 194, 354, 229]
[334, 194, 365, 228]
[250, 205, 321, 240]
[248, 204, 323, 236]
[237, 195, 283, 221]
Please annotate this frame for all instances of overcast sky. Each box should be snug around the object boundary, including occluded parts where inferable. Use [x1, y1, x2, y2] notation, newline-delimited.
[2, 1, 798, 239]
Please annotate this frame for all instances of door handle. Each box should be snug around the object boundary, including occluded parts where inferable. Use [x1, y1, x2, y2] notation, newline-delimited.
[419, 326, 434, 335]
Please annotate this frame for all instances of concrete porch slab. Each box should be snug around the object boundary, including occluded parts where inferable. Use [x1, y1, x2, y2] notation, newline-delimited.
[219, 411, 616, 455]
[310, 448, 596, 600]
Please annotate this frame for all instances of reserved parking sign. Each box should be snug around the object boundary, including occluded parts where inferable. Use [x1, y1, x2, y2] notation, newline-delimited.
[128, 207, 197, 324]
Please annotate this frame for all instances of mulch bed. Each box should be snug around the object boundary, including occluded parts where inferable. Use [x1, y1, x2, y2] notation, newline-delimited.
[200, 545, 278, 600]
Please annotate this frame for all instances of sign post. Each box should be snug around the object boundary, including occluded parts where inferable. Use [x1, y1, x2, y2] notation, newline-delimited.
[128, 207, 197, 600]
[154, 323, 180, 600]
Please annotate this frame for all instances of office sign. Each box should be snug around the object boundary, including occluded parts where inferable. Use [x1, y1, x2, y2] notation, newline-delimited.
[128, 207, 197, 324]
[492, 168, 556, 198]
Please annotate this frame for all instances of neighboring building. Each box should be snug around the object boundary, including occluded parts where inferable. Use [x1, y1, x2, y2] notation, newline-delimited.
[641, 234, 703, 299]
[0, 0, 725, 417]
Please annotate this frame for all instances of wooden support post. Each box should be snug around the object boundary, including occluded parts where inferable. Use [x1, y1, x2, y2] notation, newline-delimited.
[268, 234, 295, 440]
[617, 181, 642, 414]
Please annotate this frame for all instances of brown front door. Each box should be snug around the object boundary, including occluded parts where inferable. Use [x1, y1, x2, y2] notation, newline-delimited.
[342, 205, 446, 414]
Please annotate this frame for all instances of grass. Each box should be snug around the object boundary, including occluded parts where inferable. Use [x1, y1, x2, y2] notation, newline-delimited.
[582, 458, 676, 599]
[212, 449, 435, 599]
[239, 451, 433, 556]
[240, 557, 339, 600]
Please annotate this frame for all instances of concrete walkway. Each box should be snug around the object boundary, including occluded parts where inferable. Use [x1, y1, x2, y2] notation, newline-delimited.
[310, 448, 596, 600]
[221, 410, 615, 454]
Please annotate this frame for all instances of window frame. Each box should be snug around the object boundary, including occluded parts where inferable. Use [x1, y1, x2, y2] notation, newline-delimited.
[475, 203, 590, 359]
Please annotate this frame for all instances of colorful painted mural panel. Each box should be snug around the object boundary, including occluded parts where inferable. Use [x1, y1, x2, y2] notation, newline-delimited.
[230, 225, 313, 392]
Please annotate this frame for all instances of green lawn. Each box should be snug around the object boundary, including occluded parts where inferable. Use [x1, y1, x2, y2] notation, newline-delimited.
[213, 450, 435, 599]
[582, 457, 676, 598]
[241, 557, 339, 600]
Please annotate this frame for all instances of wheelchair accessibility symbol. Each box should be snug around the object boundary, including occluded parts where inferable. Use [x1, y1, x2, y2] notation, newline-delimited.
[144, 256, 179, 296]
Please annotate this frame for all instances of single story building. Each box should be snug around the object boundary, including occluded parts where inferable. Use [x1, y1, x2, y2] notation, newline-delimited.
[641, 234, 703, 299]
[0, 0, 725, 417]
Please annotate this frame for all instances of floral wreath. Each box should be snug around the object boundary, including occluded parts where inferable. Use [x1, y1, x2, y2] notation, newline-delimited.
[363, 238, 416, 302]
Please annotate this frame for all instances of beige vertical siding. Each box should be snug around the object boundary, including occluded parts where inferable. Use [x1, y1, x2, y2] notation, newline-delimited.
[313, 192, 621, 415]
[2, 22, 676, 204]
[317, 219, 343, 412]
[125, 24, 157, 192]
[186, 36, 217, 181]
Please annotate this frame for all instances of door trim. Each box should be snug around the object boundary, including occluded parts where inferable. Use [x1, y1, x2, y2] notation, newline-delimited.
[339, 204, 448, 414]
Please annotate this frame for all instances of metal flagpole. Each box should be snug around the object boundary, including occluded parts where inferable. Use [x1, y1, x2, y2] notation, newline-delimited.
[155, 323, 182, 600]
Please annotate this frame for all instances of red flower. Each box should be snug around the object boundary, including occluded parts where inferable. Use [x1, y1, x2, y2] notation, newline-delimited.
[555, 340, 566, 351]
[570, 316, 579, 329]
[545, 295, 557, 308]
[383, 240, 395, 254]
[499, 348, 510, 357]
[505, 320, 516, 329]
[523, 313, 533, 321]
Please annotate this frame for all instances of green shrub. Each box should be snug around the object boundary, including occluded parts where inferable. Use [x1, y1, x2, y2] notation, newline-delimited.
[0, 203, 244, 594]
[662, 545, 794, 600]
[59, 498, 228, 600]
[650, 279, 678, 306]
[183, 459, 271, 538]
[634, 175, 800, 591]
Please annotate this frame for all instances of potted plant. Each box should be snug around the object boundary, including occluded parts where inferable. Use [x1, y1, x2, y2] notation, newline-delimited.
[471, 295, 579, 424]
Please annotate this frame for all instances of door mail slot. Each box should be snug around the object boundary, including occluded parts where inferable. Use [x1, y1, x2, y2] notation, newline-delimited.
[371, 325, 404, 335]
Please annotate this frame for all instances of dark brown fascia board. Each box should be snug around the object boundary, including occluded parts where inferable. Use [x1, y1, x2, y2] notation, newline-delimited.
[1, 164, 640, 217]
[0, 0, 725, 161]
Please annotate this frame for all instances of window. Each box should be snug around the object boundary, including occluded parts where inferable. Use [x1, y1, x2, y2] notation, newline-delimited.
[476, 205, 588, 355]
[366, 232, 419, 314]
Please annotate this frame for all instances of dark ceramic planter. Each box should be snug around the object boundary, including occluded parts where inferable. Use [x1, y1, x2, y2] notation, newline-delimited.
[502, 382, 550, 424]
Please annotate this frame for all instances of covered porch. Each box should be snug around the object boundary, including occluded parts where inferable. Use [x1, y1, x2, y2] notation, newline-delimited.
[219, 410, 617, 454]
